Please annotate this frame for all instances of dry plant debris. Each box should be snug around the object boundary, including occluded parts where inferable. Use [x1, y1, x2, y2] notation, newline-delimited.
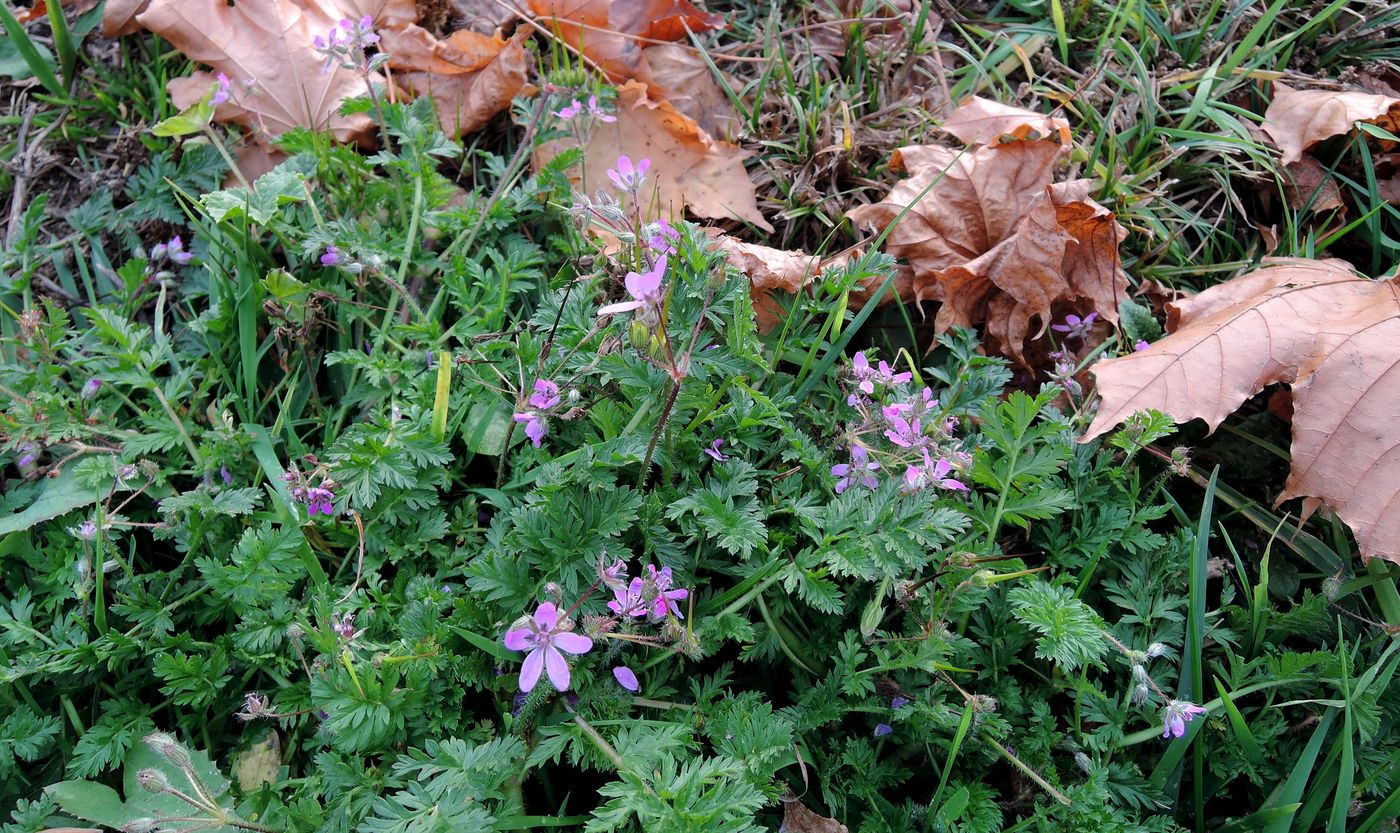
[1083, 258, 1400, 565]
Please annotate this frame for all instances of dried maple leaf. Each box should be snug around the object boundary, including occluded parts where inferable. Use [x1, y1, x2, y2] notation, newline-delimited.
[525, 0, 723, 79]
[847, 101, 1126, 363]
[708, 232, 820, 331]
[139, 0, 377, 144]
[535, 79, 770, 231]
[394, 28, 531, 137]
[1082, 258, 1400, 564]
[1262, 83, 1400, 165]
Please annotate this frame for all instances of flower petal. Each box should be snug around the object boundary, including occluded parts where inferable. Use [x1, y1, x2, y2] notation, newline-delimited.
[613, 666, 640, 692]
[534, 602, 558, 631]
[598, 300, 643, 316]
[519, 648, 544, 692]
[503, 629, 533, 652]
[552, 632, 593, 655]
[544, 645, 571, 691]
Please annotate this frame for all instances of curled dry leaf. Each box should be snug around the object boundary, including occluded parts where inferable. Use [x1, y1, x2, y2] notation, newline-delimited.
[525, 0, 724, 78]
[940, 96, 1070, 146]
[393, 28, 532, 137]
[1082, 258, 1400, 564]
[847, 97, 1126, 363]
[139, 0, 377, 144]
[101, 0, 150, 36]
[780, 797, 849, 833]
[537, 79, 770, 231]
[708, 232, 820, 331]
[1262, 83, 1400, 166]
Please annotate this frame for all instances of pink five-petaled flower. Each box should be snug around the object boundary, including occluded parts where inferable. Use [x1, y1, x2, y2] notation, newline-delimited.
[832, 445, 880, 494]
[903, 451, 968, 492]
[587, 95, 616, 122]
[598, 255, 667, 317]
[304, 486, 336, 516]
[704, 439, 728, 462]
[644, 565, 688, 619]
[884, 415, 925, 449]
[1051, 312, 1099, 340]
[554, 99, 584, 120]
[513, 411, 548, 447]
[875, 360, 912, 387]
[1134, 339, 1151, 352]
[1161, 699, 1208, 739]
[320, 246, 343, 267]
[646, 219, 680, 255]
[607, 154, 650, 192]
[613, 666, 640, 692]
[851, 352, 877, 395]
[503, 602, 594, 693]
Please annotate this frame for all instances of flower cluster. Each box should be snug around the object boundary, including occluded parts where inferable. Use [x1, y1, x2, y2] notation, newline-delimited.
[282, 467, 338, 517]
[514, 379, 562, 447]
[554, 94, 616, 124]
[149, 235, 194, 270]
[313, 15, 385, 75]
[606, 563, 689, 621]
[834, 352, 969, 496]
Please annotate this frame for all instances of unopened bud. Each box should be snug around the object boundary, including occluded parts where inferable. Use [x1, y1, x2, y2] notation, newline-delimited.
[136, 768, 172, 793]
[143, 732, 192, 770]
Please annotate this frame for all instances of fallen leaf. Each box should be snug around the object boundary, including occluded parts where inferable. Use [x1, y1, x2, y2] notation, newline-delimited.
[452, 0, 519, 33]
[708, 232, 820, 330]
[1262, 83, 1400, 166]
[102, 0, 150, 36]
[234, 730, 282, 791]
[781, 798, 849, 833]
[15, 1, 47, 24]
[525, 0, 723, 79]
[139, 0, 377, 144]
[340, 0, 418, 28]
[1281, 153, 1345, 214]
[1082, 258, 1400, 564]
[536, 79, 770, 231]
[637, 42, 739, 140]
[379, 24, 507, 73]
[395, 28, 531, 137]
[847, 108, 1126, 363]
[940, 96, 1070, 146]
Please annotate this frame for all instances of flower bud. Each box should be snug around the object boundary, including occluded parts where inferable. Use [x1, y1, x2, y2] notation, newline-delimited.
[136, 768, 172, 793]
[143, 732, 192, 770]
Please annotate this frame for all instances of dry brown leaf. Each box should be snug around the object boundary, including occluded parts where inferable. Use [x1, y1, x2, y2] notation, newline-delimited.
[102, 0, 150, 36]
[708, 232, 820, 331]
[1281, 153, 1345, 214]
[525, 0, 723, 79]
[452, 0, 519, 33]
[536, 79, 770, 231]
[637, 43, 739, 140]
[381, 24, 507, 73]
[1262, 83, 1400, 166]
[940, 96, 1070, 146]
[340, 0, 418, 28]
[847, 120, 1125, 362]
[781, 798, 849, 833]
[140, 0, 377, 144]
[15, 1, 47, 24]
[1082, 258, 1400, 564]
[395, 28, 531, 137]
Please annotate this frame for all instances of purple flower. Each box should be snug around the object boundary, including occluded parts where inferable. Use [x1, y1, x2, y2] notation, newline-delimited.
[1134, 339, 1151, 352]
[875, 360, 912, 387]
[169, 242, 194, 266]
[884, 415, 924, 449]
[1162, 700, 1208, 739]
[80, 378, 103, 399]
[704, 439, 728, 462]
[598, 254, 666, 317]
[220, 465, 233, 485]
[607, 154, 650, 192]
[599, 557, 629, 590]
[588, 95, 616, 123]
[16, 442, 39, 468]
[873, 723, 893, 737]
[320, 246, 342, 267]
[71, 519, 99, 541]
[646, 219, 680, 255]
[332, 612, 364, 641]
[851, 352, 877, 395]
[644, 565, 688, 620]
[1051, 312, 1099, 340]
[212, 73, 231, 105]
[904, 451, 968, 492]
[503, 602, 594, 692]
[513, 411, 548, 447]
[832, 445, 880, 494]
[613, 666, 640, 692]
[891, 696, 909, 709]
[304, 486, 335, 516]
[554, 98, 584, 120]
[528, 379, 560, 411]
[608, 578, 649, 618]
